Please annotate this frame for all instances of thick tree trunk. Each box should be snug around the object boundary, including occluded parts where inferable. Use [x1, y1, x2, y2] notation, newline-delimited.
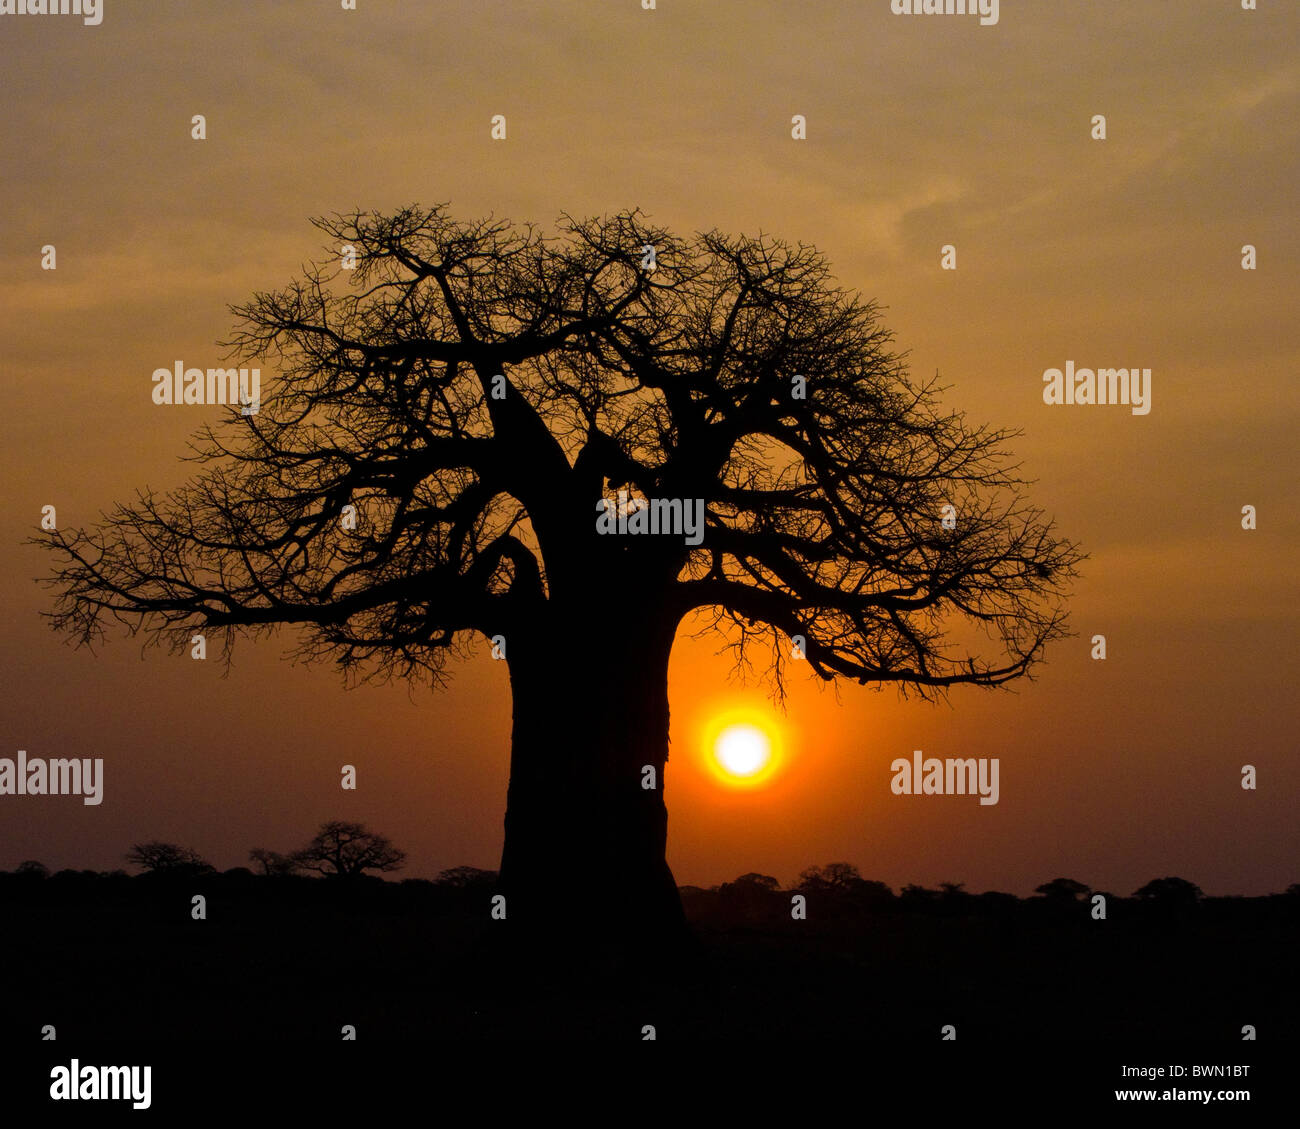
[498, 608, 686, 952]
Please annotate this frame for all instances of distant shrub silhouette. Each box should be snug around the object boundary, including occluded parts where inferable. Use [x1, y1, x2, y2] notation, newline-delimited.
[15, 860, 49, 879]
[1035, 877, 1091, 901]
[855, 880, 895, 903]
[1133, 877, 1203, 906]
[434, 866, 497, 889]
[976, 890, 1020, 915]
[715, 872, 784, 922]
[899, 884, 941, 906]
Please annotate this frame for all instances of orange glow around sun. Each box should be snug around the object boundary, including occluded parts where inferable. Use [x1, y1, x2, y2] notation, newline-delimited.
[702, 710, 785, 789]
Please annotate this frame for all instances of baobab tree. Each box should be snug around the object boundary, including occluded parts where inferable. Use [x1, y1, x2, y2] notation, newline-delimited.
[40, 204, 1081, 941]
[290, 821, 406, 880]
[125, 841, 213, 876]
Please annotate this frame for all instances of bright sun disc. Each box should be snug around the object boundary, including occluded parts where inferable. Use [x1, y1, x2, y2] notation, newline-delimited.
[714, 723, 772, 779]
[701, 709, 785, 790]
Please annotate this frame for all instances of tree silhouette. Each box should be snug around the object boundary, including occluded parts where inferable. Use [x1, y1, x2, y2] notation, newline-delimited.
[900, 884, 941, 908]
[1133, 876, 1203, 907]
[716, 872, 783, 923]
[434, 865, 497, 889]
[799, 862, 867, 892]
[1035, 877, 1090, 901]
[125, 841, 213, 876]
[290, 820, 406, 879]
[39, 204, 1081, 939]
[15, 860, 50, 879]
[725, 872, 780, 892]
[248, 847, 299, 878]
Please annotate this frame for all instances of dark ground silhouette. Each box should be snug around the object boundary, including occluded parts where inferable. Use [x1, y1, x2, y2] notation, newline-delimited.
[3, 866, 1294, 1041]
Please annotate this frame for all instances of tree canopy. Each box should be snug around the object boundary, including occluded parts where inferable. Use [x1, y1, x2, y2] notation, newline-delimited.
[41, 204, 1081, 702]
[290, 820, 406, 879]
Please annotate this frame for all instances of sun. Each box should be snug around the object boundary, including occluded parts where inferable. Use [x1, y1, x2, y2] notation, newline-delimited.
[716, 724, 771, 777]
[703, 712, 784, 789]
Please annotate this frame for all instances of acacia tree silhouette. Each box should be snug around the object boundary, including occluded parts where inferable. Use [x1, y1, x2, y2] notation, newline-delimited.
[40, 204, 1081, 942]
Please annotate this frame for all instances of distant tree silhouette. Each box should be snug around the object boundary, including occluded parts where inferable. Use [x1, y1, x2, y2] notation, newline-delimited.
[1286, 883, 1300, 898]
[900, 884, 941, 908]
[714, 872, 784, 923]
[248, 848, 299, 877]
[799, 862, 865, 892]
[1035, 877, 1090, 901]
[15, 860, 49, 879]
[1133, 877, 1203, 907]
[125, 841, 214, 876]
[976, 890, 1020, 914]
[39, 204, 1083, 940]
[291, 820, 405, 879]
[855, 879, 895, 902]
[932, 882, 977, 917]
[434, 866, 497, 888]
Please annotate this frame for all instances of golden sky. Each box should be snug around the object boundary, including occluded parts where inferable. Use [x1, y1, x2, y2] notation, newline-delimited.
[2, 0, 1296, 895]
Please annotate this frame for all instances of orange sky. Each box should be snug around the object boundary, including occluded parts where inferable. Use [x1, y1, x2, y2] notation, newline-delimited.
[2, 0, 1296, 895]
